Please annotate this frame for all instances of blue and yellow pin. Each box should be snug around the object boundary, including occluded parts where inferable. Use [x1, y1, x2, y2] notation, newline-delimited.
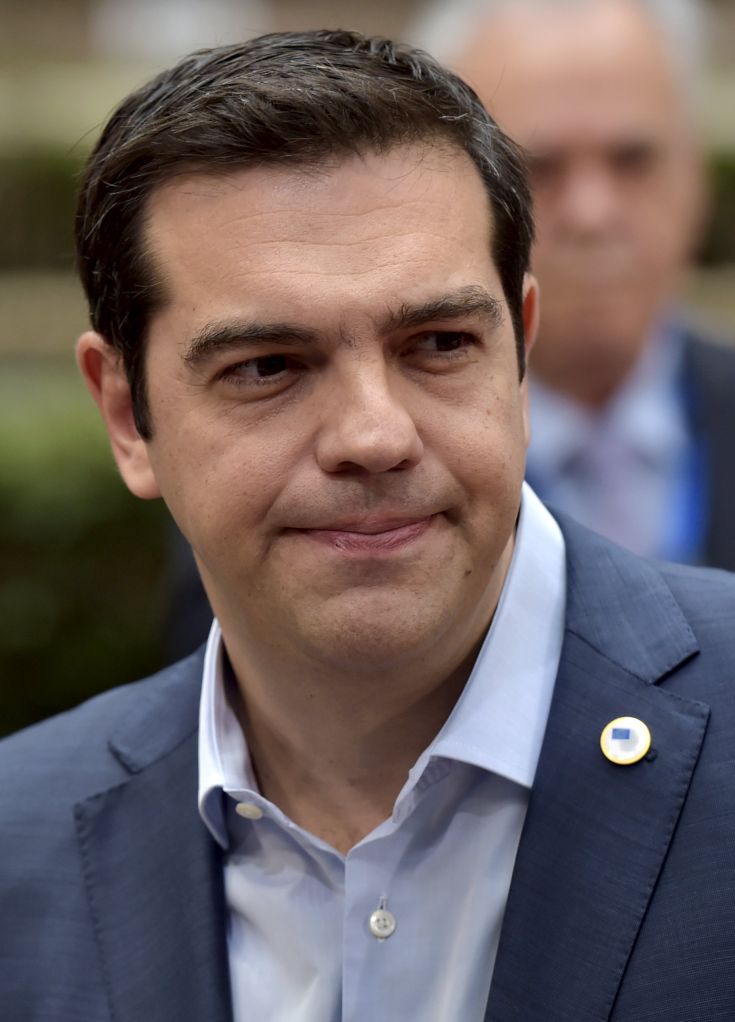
[600, 717, 651, 765]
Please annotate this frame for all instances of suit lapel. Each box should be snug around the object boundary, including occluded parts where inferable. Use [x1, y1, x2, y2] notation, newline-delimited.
[485, 520, 709, 1022]
[74, 655, 233, 1022]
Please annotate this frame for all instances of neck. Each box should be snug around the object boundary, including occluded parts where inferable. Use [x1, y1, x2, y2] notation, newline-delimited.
[211, 530, 515, 854]
[220, 615, 493, 854]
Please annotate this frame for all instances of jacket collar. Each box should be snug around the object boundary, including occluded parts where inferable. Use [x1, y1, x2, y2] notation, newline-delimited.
[560, 512, 698, 682]
[485, 514, 708, 1022]
[75, 649, 234, 1022]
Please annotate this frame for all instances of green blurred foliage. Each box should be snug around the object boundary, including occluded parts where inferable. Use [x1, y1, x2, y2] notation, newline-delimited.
[704, 151, 735, 265]
[0, 148, 82, 270]
[0, 366, 169, 736]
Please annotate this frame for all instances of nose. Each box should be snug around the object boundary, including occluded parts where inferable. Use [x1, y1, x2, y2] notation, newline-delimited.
[315, 362, 424, 475]
[558, 164, 620, 236]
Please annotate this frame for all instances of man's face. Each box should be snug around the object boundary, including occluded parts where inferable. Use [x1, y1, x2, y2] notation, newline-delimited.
[101, 145, 535, 672]
[457, 0, 706, 401]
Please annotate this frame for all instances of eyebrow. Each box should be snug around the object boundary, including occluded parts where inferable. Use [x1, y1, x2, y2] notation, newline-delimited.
[183, 322, 318, 367]
[182, 284, 504, 368]
[378, 285, 504, 334]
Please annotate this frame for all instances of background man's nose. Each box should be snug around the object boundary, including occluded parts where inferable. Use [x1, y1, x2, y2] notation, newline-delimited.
[559, 165, 621, 235]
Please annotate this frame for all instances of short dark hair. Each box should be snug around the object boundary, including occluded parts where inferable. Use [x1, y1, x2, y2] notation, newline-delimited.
[75, 29, 534, 439]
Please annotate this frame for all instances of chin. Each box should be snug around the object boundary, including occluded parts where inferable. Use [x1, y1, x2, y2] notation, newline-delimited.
[561, 285, 654, 339]
[294, 588, 463, 673]
[547, 307, 650, 360]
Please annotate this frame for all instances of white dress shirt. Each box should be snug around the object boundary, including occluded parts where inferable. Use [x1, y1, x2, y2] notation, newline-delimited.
[198, 483, 566, 1021]
[526, 322, 697, 561]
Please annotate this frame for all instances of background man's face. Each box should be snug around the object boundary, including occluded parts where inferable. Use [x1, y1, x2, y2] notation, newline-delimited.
[457, 0, 706, 402]
[131, 145, 535, 672]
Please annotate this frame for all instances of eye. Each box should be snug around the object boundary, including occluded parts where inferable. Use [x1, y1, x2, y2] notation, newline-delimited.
[409, 331, 475, 355]
[610, 142, 659, 177]
[527, 152, 564, 188]
[219, 353, 300, 387]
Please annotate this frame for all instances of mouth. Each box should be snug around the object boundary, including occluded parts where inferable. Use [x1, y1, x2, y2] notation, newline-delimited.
[288, 515, 438, 554]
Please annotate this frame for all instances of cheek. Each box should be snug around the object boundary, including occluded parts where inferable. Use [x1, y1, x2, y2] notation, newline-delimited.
[146, 423, 288, 555]
[636, 207, 693, 266]
[434, 390, 527, 492]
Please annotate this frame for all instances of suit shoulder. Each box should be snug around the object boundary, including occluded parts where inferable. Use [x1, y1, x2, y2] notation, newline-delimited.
[657, 560, 735, 649]
[686, 331, 735, 395]
[686, 329, 735, 363]
[0, 649, 204, 810]
[659, 558, 735, 603]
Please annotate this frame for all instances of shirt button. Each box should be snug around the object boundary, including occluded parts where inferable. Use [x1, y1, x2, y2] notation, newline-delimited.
[369, 908, 396, 940]
[235, 802, 263, 820]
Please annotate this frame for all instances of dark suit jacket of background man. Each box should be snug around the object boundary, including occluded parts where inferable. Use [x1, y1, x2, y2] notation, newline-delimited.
[685, 329, 735, 570]
[3, 513, 735, 1021]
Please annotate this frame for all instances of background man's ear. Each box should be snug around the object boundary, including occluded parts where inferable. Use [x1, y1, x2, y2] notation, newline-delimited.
[76, 331, 161, 500]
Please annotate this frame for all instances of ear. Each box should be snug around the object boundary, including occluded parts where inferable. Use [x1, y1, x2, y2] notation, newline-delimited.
[521, 272, 540, 362]
[76, 331, 161, 500]
[519, 273, 540, 448]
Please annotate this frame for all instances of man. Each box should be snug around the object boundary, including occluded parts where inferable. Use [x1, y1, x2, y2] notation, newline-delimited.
[2, 29, 735, 1022]
[415, 0, 735, 566]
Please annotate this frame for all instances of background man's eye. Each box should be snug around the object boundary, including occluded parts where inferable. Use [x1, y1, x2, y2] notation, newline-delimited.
[527, 154, 563, 187]
[611, 143, 658, 176]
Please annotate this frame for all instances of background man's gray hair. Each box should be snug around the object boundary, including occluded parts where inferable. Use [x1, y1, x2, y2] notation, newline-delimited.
[409, 0, 709, 108]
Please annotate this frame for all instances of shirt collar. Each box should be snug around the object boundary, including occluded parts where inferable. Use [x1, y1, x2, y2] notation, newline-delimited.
[198, 482, 566, 847]
[198, 622, 258, 848]
[406, 482, 565, 792]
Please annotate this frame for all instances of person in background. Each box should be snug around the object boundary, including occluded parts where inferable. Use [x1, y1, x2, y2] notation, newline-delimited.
[414, 0, 735, 566]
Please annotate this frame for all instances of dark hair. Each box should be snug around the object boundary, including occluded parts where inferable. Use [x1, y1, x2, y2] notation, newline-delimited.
[75, 29, 534, 438]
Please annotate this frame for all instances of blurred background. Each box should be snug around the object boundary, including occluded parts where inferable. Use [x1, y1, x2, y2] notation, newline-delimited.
[1, 0, 734, 735]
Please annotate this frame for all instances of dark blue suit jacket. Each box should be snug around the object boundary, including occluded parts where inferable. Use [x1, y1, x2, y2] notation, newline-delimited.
[3, 516, 735, 1020]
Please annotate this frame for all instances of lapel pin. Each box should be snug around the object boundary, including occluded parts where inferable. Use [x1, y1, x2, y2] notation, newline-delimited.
[600, 716, 651, 765]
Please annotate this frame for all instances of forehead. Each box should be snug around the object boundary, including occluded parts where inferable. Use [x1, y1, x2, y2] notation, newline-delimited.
[458, 0, 688, 148]
[144, 144, 497, 316]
